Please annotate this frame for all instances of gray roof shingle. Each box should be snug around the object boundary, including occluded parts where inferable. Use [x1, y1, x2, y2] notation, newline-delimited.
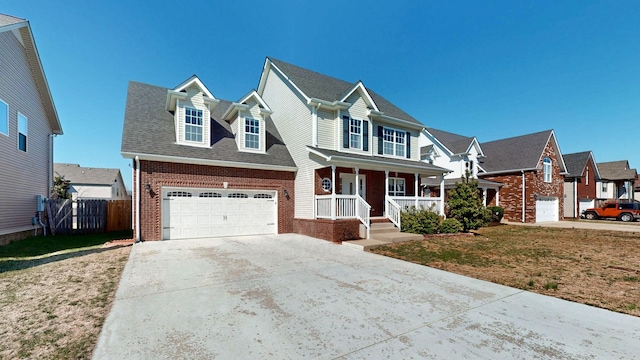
[597, 161, 637, 181]
[480, 130, 556, 173]
[0, 13, 25, 28]
[121, 81, 296, 169]
[269, 58, 422, 125]
[426, 128, 475, 154]
[54, 163, 121, 186]
[562, 151, 592, 178]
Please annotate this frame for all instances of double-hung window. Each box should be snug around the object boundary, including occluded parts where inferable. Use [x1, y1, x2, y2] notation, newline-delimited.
[184, 107, 203, 143]
[388, 178, 405, 196]
[18, 113, 27, 152]
[383, 127, 405, 157]
[350, 118, 362, 149]
[245, 118, 259, 149]
[543, 157, 552, 183]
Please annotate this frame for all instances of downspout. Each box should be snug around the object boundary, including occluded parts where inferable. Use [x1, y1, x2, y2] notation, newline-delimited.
[135, 156, 141, 243]
[311, 103, 320, 147]
[522, 170, 526, 223]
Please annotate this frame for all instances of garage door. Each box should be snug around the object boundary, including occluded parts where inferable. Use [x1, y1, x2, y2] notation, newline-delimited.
[579, 199, 595, 216]
[536, 197, 559, 222]
[162, 187, 277, 240]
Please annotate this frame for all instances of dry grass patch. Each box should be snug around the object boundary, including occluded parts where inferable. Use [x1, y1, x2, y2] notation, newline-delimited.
[370, 225, 640, 316]
[0, 232, 131, 359]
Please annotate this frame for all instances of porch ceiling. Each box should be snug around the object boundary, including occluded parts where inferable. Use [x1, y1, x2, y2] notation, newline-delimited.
[307, 146, 450, 176]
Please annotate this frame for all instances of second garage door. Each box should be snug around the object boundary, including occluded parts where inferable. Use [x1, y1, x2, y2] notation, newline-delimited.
[162, 187, 277, 240]
[536, 197, 559, 223]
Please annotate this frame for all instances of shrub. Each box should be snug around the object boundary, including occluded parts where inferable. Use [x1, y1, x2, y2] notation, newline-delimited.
[401, 207, 441, 234]
[487, 206, 504, 223]
[447, 174, 492, 231]
[440, 218, 463, 233]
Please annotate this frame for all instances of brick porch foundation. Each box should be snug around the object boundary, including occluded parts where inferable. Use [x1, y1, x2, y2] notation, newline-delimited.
[293, 218, 361, 243]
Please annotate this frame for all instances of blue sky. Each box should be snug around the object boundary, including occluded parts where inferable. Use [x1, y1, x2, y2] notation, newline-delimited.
[4, 0, 639, 189]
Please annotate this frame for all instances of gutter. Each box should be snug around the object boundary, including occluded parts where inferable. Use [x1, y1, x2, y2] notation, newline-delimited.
[522, 170, 525, 223]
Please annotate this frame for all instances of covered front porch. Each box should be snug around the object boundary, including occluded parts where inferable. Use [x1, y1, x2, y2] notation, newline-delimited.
[308, 149, 449, 239]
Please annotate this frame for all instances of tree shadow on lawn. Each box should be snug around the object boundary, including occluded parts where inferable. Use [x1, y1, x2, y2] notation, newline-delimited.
[0, 231, 132, 273]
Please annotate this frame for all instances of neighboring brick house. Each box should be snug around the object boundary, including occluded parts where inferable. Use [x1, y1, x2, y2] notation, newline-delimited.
[419, 127, 502, 206]
[54, 163, 129, 200]
[479, 130, 567, 223]
[0, 14, 63, 244]
[596, 160, 637, 202]
[562, 151, 600, 218]
[121, 76, 297, 241]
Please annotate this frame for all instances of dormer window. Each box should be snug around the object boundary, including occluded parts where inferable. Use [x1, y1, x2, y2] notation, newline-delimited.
[185, 107, 203, 143]
[350, 118, 362, 149]
[245, 118, 260, 149]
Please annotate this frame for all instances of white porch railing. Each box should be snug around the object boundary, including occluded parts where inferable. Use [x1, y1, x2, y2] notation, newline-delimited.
[315, 194, 372, 238]
[386, 197, 401, 228]
[391, 196, 441, 212]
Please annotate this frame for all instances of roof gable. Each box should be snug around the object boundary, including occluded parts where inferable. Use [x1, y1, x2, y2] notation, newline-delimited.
[166, 75, 219, 111]
[259, 57, 422, 126]
[0, 13, 62, 134]
[424, 128, 478, 156]
[563, 151, 600, 179]
[480, 130, 567, 174]
[222, 90, 272, 121]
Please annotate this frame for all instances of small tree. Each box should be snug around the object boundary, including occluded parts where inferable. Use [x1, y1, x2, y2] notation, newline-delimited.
[51, 175, 72, 199]
[447, 173, 491, 232]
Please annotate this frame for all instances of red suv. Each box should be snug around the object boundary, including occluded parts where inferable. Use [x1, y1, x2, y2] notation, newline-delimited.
[582, 202, 640, 222]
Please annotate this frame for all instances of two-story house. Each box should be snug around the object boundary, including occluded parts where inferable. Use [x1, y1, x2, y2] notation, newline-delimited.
[0, 14, 63, 244]
[596, 160, 637, 202]
[479, 130, 567, 223]
[562, 151, 600, 218]
[54, 163, 129, 200]
[419, 127, 501, 206]
[257, 58, 449, 241]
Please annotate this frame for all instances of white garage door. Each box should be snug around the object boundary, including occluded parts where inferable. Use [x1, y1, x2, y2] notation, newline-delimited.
[536, 197, 559, 222]
[579, 199, 595, 216]
[162, 187, 277, 240]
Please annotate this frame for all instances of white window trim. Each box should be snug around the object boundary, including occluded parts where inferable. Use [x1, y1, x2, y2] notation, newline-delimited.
[244, 117, 260, 151]
[382, 126, 406, 158]
[17, 112, 27, 152]
[349, 118, 362, 150]
[543, 157, 552, 183]
[388, 177, 406, 196]
[184, 106, 204, 144]
[0, 99, 8, 137]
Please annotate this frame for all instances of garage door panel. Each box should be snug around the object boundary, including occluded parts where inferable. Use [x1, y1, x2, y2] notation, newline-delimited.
[162, 188, 277, 240]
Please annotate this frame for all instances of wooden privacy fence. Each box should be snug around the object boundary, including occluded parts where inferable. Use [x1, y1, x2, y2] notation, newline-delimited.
[45, 199, 132, 235]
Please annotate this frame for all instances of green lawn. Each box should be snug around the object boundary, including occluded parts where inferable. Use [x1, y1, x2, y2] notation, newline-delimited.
[0, 231, 131, 259]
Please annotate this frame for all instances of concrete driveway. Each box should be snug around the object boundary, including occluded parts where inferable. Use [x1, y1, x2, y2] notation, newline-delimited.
[93, 234, 640, 359]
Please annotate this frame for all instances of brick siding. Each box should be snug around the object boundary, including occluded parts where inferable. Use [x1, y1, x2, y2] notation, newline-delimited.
[293, 218, 360, 243]
[134, 160, 295, 240]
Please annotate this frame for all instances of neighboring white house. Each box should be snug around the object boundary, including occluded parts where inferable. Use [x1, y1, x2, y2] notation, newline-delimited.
[54, 163, 128, 200]
[596, 160, 637, 202]
[419, 127, 501, 205]
[0, 14, 63, 244]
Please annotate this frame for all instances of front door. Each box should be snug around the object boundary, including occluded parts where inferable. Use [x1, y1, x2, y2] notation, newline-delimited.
[340, 174, 366, 199]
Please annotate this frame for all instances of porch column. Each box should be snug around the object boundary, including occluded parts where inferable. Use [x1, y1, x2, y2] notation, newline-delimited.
[414, 173, 419, 208]
[355, 167, 360, 197]
[482, 187, 487, 206]
[331, 165, 336, 220]
[385, 170, 389, 217]
[496, 187, 500, 206]
[439, 175, 445, 216]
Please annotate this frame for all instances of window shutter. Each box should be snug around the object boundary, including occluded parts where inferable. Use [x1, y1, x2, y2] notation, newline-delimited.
[377, 126, 383, 155]
[406, 131, 411, 159]
[363, 120, 369, 151]
[343, 116, 349, 149]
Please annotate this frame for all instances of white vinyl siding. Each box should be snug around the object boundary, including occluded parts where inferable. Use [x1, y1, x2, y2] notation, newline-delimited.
[261, 66, 322, 218]
[341, 93, 371, 155]
[0, 30, 53, 235]
[317, 109, 335, 149]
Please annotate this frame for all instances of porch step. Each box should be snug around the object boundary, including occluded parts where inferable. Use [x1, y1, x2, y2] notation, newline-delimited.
[342, 239, 392, 251]
[371, 232, 423, 243]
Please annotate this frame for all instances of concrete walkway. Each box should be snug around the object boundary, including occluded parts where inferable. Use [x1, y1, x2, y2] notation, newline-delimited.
[506, 219, 640, 232]
[94, 234, 640, 359]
